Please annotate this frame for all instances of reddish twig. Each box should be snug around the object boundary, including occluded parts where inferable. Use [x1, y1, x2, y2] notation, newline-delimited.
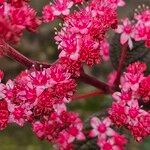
[0, 39, 114, 94]
[114, 42, 128, 89]
[80, 71, 114, 94]
[73, 90, 104, 100]
[0, 39, 51, 70]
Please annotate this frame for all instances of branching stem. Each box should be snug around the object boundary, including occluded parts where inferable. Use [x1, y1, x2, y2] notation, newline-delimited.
[0, 39, 114, 94]
[0, 39, 51, 70]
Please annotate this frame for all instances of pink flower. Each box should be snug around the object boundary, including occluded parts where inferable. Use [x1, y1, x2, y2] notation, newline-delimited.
[51, 0, 73, 16]
[0, 1, 41, 43]
[8, 105, 32, 126]
[99, 40, 110, 61]
[115, 18, 135, 49]
[32, 121, 46, 139]
[108, 0, 125, 7]
[90, 117, 114, 139]
[42, 5, 54, 23]
[135, 10, 150, 24]
[68, 121, 85, 141]
[134, 23, 147, 41]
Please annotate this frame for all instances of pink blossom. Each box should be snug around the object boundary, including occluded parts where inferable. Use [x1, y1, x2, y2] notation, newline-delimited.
[108, 0, 125, 7]
[42, 5, 55, 23]
[115, 18, 135, 49]
[51, 0, 73, 16]
[0, 1, 41, 43]
[110, 62, 150, 141]
[99, 40, 110, 61]
[90, 116, 127, 150]
[8, 105, 32, 126]
[90, 117, 114, 138]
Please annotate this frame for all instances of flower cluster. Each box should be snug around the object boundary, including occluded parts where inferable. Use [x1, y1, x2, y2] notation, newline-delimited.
[90, 117, 127, 150]
[109, 61, 150, 141]
[115, 7, 150, 49]
[54, 0, 118, 76]
[0, 64, 85, 149]
[0, 0, 41, 43]
[42, 0, 75, 23]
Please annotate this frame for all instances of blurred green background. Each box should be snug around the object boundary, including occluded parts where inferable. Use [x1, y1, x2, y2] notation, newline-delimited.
[1, 0, 150, 149]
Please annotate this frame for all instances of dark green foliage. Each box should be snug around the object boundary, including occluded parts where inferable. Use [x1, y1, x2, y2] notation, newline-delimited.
[110, 34, 150, 71]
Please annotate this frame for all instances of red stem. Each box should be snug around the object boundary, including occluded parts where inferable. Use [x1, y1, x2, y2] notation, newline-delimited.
[114, 42, 128, 89]
[0, 39, 51, 70]
[0, 39, 114, 94]
[80, 71, 114, 94]
[73, 90, 104, 100]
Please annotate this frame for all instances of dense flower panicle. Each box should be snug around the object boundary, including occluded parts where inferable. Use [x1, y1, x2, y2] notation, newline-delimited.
[116, 8, 150, 48]
[0, 63, 83, 149]
[33, 111, 85, 149]
[55, 0, 118, 74]
[4, 0, 150, 149]
[0, 1, 41, 43]
[109, 62, 150, 141]
[89, 117, 127, 150]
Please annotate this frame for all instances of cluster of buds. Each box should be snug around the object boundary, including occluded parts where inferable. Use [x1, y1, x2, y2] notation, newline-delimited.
[0, 0, 41, 43]
[109, 61, 150, 141]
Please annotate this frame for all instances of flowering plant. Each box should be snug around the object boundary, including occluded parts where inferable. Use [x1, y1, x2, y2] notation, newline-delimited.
[0, 0, 150, 149]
